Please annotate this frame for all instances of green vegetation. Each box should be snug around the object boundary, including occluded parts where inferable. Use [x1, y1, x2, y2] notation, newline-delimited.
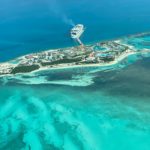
[41, 58, 82, 66]
[11, 65, 40, 74]
[100, 57, 115, 62]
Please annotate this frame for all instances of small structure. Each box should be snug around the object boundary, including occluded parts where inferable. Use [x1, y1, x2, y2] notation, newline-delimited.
[71, 24, 85, 47]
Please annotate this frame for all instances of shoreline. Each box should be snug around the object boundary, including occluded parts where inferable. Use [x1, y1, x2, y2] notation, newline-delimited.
[14, 49, 150, 75]
[27, 51, 137, 73]
[1, 49, 150, 78]
[0, 51, 135, 77]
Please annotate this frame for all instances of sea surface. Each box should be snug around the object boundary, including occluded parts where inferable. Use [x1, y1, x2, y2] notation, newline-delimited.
[1, 0, 150, 62]
[1, 0, 150, 150]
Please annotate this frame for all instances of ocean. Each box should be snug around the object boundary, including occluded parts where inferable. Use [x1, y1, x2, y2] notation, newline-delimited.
[0, 0, 150, 62]
[0, 0, 150, 150]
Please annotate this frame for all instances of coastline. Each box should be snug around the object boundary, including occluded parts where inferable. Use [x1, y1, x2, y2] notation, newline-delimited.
[15, 51, 137, 75]
[14, 49, 150, 75]
[0, 51, 134, 78]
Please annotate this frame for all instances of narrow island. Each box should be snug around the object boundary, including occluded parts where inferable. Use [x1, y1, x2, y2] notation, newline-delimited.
[0, 28, 150, 76]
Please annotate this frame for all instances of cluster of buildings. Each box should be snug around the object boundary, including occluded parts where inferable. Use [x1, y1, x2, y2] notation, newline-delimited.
[86, 41, 131, 63]
[0, 63, 15, 75]
[19, 46, 92, 66]
[20, 50, 64, 66]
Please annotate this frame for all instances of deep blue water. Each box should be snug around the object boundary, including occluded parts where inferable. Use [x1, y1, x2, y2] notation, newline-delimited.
[0, 0, 150, 62]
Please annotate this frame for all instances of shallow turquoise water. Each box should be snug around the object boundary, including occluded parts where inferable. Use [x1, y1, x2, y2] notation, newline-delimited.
[121, 33, 150, 50]
[0, 49, 150, 149]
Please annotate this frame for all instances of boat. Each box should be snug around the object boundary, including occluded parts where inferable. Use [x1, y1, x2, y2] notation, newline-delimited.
[71, 24, 84, 39]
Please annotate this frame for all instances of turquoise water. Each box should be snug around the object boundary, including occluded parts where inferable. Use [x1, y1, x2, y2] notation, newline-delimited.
[121, 33, 150, 50]
[1, 43, 150, 149]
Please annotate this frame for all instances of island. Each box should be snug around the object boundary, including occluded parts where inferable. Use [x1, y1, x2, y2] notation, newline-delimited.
[0, 34, 149, 76]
